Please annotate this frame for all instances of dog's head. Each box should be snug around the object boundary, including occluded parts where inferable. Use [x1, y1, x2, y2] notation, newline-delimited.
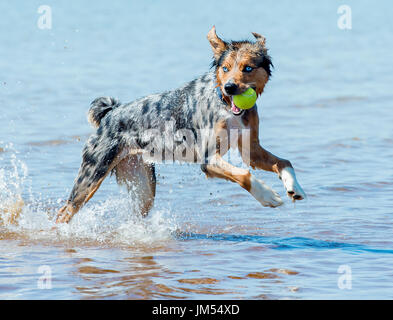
[208, 26, 273, 116]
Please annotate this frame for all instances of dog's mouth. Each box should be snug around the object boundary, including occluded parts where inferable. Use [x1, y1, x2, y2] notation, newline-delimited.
[230, 97, 244, 116]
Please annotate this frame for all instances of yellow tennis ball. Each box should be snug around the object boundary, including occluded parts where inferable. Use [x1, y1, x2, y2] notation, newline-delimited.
[233, 88, 257, 110]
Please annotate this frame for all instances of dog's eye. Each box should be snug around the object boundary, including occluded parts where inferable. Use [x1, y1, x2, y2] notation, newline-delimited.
[244, 66, 253, 72]
[222, 66, 229, 72]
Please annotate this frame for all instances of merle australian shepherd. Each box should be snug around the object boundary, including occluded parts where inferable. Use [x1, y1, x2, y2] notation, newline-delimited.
[56, 27, 306, 224]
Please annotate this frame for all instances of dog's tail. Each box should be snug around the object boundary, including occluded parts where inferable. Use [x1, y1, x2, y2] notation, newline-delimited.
[87, 97, 121, 128]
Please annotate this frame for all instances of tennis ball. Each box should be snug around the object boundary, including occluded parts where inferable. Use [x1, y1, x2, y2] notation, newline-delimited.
[233, 88, 257, 110]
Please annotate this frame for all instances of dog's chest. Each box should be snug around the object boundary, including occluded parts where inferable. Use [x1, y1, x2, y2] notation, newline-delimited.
[227, 115, 250, 131]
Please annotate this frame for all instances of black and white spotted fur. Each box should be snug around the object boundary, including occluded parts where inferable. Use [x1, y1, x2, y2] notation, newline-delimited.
[68, 71, 233, 206]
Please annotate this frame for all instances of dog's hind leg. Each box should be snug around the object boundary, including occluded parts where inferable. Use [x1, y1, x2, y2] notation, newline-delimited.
[113, 153, 156, 217]
[56, 135, 124, 223]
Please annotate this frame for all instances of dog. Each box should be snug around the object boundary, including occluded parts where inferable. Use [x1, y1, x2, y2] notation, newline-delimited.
[56, 27, 306, 224]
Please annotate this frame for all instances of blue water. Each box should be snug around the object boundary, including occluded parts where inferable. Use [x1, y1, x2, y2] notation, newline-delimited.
[0, 0, 393, 299]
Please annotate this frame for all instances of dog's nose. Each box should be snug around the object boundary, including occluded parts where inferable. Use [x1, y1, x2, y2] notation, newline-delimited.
[224, 82, 238, 95]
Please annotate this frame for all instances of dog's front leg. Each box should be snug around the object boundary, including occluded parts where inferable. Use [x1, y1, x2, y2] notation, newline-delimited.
[279, 165, 306, 201]
[240, 142, 306, 201]
[201, 154, 283, 208]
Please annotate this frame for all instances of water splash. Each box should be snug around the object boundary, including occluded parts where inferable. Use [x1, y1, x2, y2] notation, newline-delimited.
[0, 145, 178, 246]
[55, 195, 178, 246]
[0, 144, 28, 226]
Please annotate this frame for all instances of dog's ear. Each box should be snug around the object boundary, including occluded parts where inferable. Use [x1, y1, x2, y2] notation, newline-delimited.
[252, 32, 266, 46]
[207, 26, 227, 61]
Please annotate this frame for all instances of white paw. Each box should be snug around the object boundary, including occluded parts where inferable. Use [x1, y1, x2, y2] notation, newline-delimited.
[249, 175, 283, 208]
[280, 167, 306, 201]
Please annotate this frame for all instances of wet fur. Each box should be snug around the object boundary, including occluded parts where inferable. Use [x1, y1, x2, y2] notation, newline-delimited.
[56, 27, 306, 224]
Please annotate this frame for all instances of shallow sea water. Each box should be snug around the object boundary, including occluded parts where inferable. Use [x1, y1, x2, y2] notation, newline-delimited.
[1, 0, 393, 299]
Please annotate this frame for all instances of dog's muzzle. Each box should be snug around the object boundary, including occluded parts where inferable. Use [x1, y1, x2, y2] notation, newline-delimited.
[230, 96, 244, 116]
